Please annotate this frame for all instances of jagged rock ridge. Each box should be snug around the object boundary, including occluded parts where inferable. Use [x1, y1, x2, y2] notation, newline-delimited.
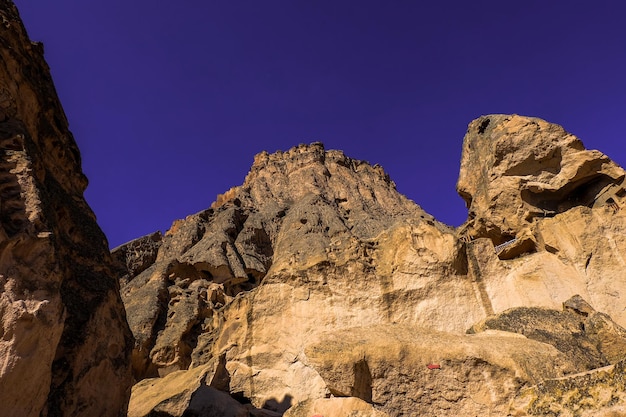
[117, 142, 446, 381]
[117, 116, 626, 417]
[0, 3, 133, 417]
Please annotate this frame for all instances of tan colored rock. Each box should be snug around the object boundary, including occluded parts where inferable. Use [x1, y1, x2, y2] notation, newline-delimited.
[120, 117, 626, 417]
[0, 3, 132, 416]
[119, 143, 458, 380]
[461, 204, 626, 330]
[129, 359, 281, 417]
[510, 360, 626, 416]
[304, 325, 578, 417]
[457, 114, 625, 245]
[468, 295, 626, 370]
[283, 397, 389, 417]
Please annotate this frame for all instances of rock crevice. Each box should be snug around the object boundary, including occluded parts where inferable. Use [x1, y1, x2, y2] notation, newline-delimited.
[0, 2, 133, 416]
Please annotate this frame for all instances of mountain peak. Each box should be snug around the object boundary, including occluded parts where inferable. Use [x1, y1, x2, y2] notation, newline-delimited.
[213, 142, 408, 216]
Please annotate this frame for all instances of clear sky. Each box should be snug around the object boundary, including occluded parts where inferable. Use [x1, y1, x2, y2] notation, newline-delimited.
[13, 1, 626, 248]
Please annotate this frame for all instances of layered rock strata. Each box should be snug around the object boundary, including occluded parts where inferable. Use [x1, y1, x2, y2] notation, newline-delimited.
[0, 2, 132, 416]
[117, 117, 626, 416]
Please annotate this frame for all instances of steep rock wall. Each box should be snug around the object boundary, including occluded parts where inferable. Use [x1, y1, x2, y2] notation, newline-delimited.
[0, 3, 132, 416]
[119, 118, 626, 417]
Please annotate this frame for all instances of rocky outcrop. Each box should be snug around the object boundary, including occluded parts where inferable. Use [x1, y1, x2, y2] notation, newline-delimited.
[457, 115, 626, 328]
[468, 295, 626, 370]
[112, 231, 162, 286]
[283, 397, 389, 417]
[304, 325, 579, 416]
[9, 0, 626, 412]
[118, 116, 626, 417]
[128, 359, 283, 417]
[116, 143, 459, 381]
[457, 114, 626, 246]
[0, 2, 132, 416]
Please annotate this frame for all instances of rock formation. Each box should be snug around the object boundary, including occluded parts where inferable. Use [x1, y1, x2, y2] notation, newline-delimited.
[458, 115, 626, 326]
[0, 2, 132, 416]
[510, 360, 626, 416]
[6, 1, 626, 415]
[468, 295, 626, 369]
[116, 116, 626, 416]
[457, 114, 626, 256]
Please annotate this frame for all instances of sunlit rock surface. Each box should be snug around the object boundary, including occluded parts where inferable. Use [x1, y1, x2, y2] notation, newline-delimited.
[7, 0, 626, 413]
[118, 118, 626, 416]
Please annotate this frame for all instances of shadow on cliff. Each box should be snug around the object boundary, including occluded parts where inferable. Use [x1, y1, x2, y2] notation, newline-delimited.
[0, 118, 28, 237]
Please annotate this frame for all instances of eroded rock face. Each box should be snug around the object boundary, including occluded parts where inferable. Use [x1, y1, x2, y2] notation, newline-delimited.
[128, 361, 281, 417]
[0, 3, 132, 416]
[115, 143, 455, 380]
[120, 117, 626, 417]
[511, 360, 626, 416]
[457, 114, 625, 246]
[304, 325, 578, 417]
[468, 295, 626, 370]
[456, 116, 626, 328]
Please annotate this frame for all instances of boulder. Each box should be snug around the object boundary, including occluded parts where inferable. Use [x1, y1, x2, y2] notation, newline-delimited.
[128, 360, 281, 417]
[304, 325, 579, 417]
[468, 295, 626, 369]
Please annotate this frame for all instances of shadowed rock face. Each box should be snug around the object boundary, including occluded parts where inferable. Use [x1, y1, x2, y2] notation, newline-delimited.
[0, 2, 132, 416]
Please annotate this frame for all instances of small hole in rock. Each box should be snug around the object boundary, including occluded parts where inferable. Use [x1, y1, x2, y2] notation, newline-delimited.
[478, 118, 490, 134]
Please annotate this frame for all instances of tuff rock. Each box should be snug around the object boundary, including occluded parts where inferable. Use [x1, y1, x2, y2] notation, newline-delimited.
[468, 295, 626, 369]
[7, 0, 626, 414]
[116, 115, 626, 416]
[0, 2, 132, 417]
[283, 397, 389, 417]
[510, 359, 626, 416]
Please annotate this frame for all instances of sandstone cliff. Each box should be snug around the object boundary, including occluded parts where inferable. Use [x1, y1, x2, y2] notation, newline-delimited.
[0, 2, 133, 416]
[6, 1, 626, 416]
[116, 115, 626, 416]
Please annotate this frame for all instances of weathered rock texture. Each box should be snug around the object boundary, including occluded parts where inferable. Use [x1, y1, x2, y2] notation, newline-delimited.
[118, 116, 626, 416]
[0, 2, 132, 416]
[283, 397, 389, 417]
[468, 295, 626, 370]
[305, 325, 579, 416]
[510, 360, 626, 416]
[457, 115, 625, 243]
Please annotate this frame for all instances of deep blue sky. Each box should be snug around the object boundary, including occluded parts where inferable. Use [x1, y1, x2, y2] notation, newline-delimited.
[14, 1, 626, 248]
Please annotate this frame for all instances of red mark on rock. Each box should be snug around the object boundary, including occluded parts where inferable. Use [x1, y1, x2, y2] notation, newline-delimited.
[427, 364, 441, 370]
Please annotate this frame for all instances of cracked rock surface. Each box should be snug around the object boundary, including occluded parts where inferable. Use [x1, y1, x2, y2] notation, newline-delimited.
[119, 123, 626, 416]
[0, 2, 132, 416]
